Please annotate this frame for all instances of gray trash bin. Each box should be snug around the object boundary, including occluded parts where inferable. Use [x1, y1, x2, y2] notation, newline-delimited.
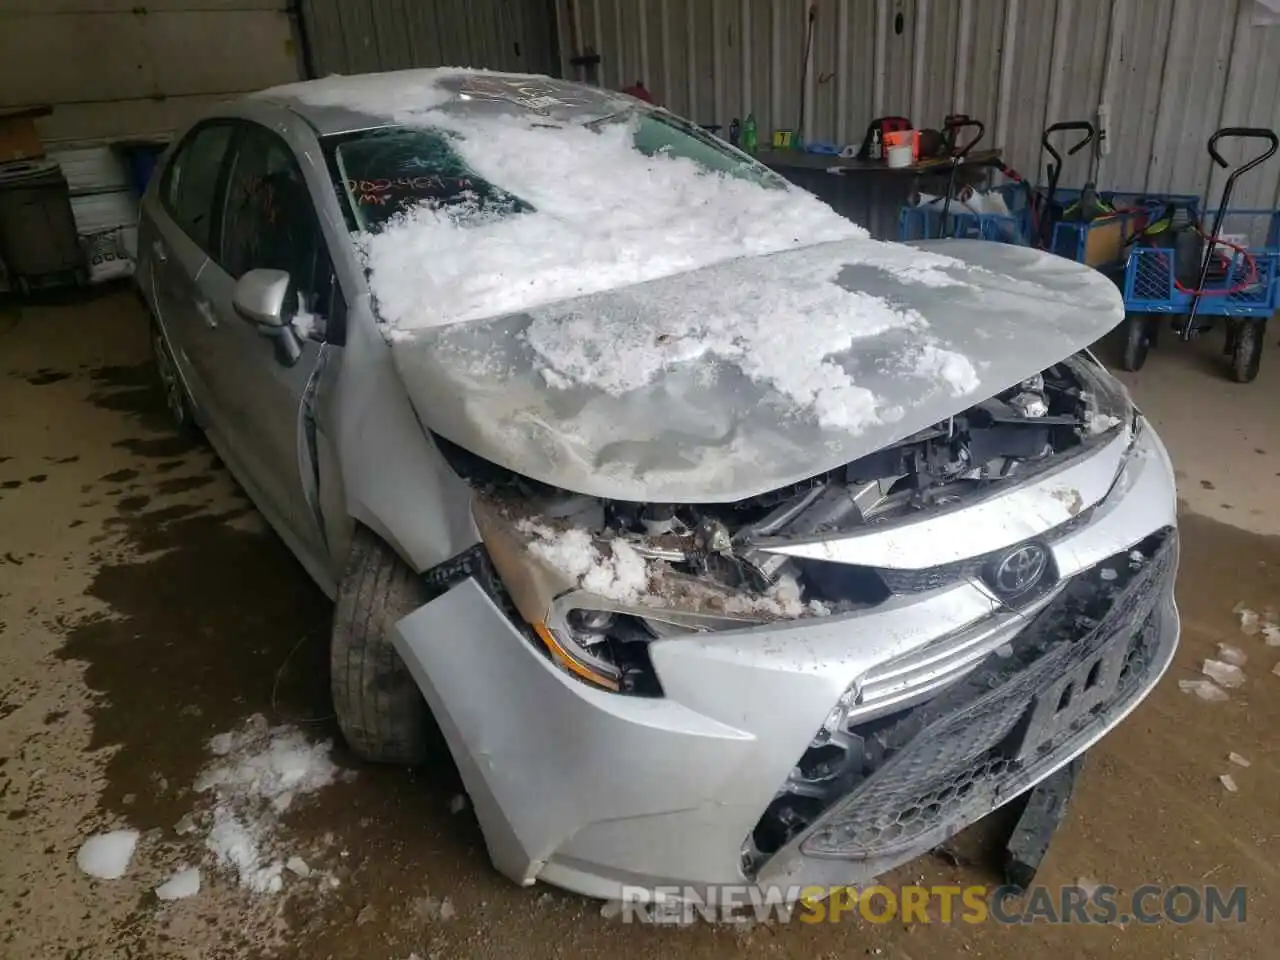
[0, 159, 87, 295]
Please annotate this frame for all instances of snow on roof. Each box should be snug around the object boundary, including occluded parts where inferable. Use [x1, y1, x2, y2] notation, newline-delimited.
[359, 111, 874, 330]
[268, 70, 978, 337]
[260, 68, 471, 125]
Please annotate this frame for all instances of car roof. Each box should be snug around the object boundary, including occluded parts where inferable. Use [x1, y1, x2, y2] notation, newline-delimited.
[251, 68, 639, 136]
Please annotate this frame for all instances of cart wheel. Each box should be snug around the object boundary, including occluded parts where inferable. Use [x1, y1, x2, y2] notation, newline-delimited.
[1230, 320, 1264, 383]
[1121, 316, 1154, 371]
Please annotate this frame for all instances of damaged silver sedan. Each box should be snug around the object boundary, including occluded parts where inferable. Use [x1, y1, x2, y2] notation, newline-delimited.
[135, 69, 1179, 900]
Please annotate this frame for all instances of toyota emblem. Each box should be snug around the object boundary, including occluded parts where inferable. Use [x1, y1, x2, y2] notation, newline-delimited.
[990, 543, 1049, 597]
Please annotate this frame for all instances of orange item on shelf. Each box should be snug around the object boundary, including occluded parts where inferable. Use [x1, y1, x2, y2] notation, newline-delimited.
[883, 129, 919, 160]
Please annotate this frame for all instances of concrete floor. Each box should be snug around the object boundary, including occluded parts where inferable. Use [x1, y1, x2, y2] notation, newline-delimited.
[2, 288, 1279, 959]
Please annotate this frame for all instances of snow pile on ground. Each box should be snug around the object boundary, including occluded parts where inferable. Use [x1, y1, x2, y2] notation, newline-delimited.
[155, 866, 201, 901]
[1217, 643, 1247, 666]
[205, 809, 284, 894]
[192, 715, 339, 894]
[197, 717, 339, 814]
[1179, 678, 1229, 702]
[76, 829, 140, 880]
[1233, 602, 1280, 644]
[1186, 602, 1280, 703]
[1202, 658, 1246, 688]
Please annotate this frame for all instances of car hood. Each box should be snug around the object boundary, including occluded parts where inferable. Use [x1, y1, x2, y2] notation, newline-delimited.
[390, 238, 1124, 503]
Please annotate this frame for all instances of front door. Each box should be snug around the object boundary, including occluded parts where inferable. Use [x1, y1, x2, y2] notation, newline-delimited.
[193, 121, 336, 563]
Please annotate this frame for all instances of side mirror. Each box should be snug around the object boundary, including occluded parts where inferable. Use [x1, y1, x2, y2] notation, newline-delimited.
[232, 269, 292, 327]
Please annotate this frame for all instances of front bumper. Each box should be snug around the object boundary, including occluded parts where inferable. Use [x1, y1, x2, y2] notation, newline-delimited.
[392, 422, 1179, 899]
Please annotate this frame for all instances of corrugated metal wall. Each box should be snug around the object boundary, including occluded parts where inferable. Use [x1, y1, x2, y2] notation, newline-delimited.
[554, 0, 1280, 210]
[0, 1, 301, 142]
[300, 0, 559, 79]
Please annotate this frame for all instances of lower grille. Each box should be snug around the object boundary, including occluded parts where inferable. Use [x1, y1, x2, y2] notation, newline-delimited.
[746, 528, 1175, 872]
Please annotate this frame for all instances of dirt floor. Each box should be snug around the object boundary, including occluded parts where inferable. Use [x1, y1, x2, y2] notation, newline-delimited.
[1, 287, 1278, 959]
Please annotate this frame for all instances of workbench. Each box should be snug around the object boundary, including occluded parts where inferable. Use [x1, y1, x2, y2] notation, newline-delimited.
[757, 147, 1004, 241]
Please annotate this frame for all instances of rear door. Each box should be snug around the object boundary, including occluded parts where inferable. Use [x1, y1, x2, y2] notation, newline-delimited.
[192, 121, 336, 562]
[144, 121, 236, 414]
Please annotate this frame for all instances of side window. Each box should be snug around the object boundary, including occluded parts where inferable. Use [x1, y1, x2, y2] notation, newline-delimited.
[219, 125, 334, 327]
[160, 123, 235, 251]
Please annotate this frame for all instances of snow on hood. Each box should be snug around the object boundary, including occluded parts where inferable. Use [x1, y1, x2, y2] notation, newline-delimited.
[393, 238, 1126, 503]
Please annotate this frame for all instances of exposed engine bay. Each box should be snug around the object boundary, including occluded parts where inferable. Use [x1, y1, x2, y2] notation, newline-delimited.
[452, 353, 1130, 694]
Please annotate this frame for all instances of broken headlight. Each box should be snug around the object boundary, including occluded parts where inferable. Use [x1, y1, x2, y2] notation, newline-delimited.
[535, 608, 665, 695]
[472, 497, 686, 695]
[1072, 352, 1135, 439]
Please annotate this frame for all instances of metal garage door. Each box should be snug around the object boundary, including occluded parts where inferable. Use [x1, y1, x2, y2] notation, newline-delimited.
[0, 1, 303, 143]
[299, 0, 560, 79]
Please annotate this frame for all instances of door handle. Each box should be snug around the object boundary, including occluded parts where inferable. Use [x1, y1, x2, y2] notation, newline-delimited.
[151, 240, 168, 264]
[196, 300, 217, 328]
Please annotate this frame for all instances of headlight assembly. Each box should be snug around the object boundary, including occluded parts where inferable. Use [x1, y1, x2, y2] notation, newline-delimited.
[472, 496, 677, 695]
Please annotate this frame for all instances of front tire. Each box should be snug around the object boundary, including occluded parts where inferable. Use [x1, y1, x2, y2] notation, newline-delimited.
[330, 526, 434, 764]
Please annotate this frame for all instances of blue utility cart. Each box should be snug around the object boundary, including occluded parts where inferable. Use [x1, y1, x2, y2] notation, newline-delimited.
[1119, 128, 1280, 382]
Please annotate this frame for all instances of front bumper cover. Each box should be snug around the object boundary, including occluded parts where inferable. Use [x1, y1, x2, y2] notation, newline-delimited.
[392, 422, 1180, 899]
[755, 526, 1176, 888]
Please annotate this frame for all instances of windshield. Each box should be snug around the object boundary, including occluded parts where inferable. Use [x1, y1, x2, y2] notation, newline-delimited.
[326, 108, 782, 234]
[327, 127, 529, 233]
[597, 109, 783, 187]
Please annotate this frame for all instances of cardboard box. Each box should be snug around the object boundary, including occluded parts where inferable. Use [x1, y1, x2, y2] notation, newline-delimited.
[1083, 217, 1126, 267]
[0, 107, 50, 164]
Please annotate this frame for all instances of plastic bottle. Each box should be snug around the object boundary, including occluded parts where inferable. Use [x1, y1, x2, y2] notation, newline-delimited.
[870, 129, 882, 160]
[742, 113, 758, 154]
[728, 118, 741, 147]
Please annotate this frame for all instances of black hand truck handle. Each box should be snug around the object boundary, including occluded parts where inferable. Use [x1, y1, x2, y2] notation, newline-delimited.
[1208, 127, 1279, 172]
[1040, 121, 1095, 215]
[1041, 120, 1095, 169]
[945, 118, 985, 158]
[1186, 127, 1280, 337]
[937, 119, 985, 238]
